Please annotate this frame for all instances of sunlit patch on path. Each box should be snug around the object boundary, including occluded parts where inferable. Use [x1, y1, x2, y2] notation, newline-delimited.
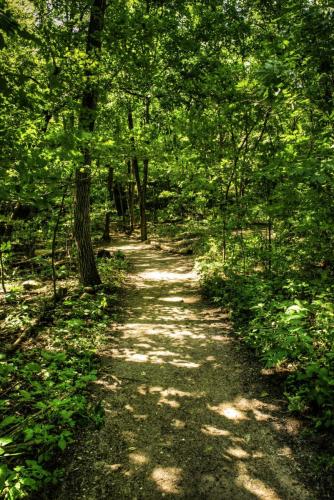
[54, 238, 315, 500]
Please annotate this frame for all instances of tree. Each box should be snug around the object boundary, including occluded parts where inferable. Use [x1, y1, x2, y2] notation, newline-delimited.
[74, 0, 106, 285]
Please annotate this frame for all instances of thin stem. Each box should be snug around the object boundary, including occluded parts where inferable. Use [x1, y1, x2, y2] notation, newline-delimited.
[52, 175, 72, 303]
[0, 251, 6, 294]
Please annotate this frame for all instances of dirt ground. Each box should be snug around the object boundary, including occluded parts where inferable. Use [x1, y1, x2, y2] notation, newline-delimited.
[53, 238, 318, 499]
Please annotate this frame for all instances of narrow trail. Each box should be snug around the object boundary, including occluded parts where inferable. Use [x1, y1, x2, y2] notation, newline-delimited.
[55, 238, 316, 500]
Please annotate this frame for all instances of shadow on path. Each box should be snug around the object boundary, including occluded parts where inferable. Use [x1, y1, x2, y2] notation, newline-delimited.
[55, 238, 316, 500]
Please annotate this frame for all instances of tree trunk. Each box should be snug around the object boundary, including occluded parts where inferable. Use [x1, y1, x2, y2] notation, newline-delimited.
[102, 166, 113, 242]
[131, 155, 142, 221]
[128, 107, 148, 241]
[74, 0, 106, 286]
[52, 176, 71, 302]
[140, 97, 150, 241]
[127, 160, 135, 232]
[0, 250, 6, 294]
[117, 183, 126, 230]
[102, 211, 111, 242]
[74, 164, 101, 285]
[141, 158, 148, 241]
[107, 166, 114, 202]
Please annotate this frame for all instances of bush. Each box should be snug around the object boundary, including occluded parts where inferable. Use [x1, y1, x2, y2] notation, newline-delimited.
[0, 256, 128, 499]
[198, 244, 334, 430]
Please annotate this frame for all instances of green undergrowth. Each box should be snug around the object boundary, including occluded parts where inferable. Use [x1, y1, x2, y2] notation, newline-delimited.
[198, 232, 334, 489]
[198, 246, 334, 432]
[0, 252, 129, 499]
[151, 219, 208, 243]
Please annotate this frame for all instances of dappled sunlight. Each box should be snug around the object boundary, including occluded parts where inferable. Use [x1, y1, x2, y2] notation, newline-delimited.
[138, 270, 197, 282]
[169, 359, 201, 368]
[115, 350, 149, 363]
[133, 342, 153, 349]
[208, 403, 250, 421]
[147, 349, 179, 357]
[171, 418, 186, 429]
[159, 296, 186, 302]
[106, 463, 123, 472]
[143, 386, 206, 411]
[158, 398, 180, 408]
[208, 397, 280, 425]
[110, 242, 150, 253]
[133, 413, 148, 421]
[151, 466, 183, 495]
[160, 387, 204, 398]
[211, 333, 232, 341]
[110, 345, 202, 367]
[201, 424, 230, 437]
[129, 451, 150, 466]
[237, 397, 280, 413]
[116, 321, 220, 342]
[60, 239, 312, 500]
[227, 446, 250, 459]
[277, 446, 293, 458]
[121, 430, 137, 443]
[236, 463, 281, 500]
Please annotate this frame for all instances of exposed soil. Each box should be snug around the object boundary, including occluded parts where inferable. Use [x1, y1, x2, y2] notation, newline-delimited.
[53, 238, 319, 499]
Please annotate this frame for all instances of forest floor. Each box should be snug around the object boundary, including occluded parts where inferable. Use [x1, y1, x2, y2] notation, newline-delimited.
[53, 237, 319, 500]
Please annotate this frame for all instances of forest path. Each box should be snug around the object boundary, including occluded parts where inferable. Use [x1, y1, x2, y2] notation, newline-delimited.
[55, 238, 315, 500]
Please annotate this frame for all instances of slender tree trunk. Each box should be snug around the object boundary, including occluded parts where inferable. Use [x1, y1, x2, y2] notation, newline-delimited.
[0, 251, 6, 294]
[107, 166, 114, 202]
[52, 176, 71, 302]
[267, 218, 272, 273]
[140, 96, 150, 241]
[267, 188, 273, 274]
[128, 108, 149, 241]
[131, 156, 142, 215]
[141, 159, 148, 240]
[127, 110, 140, 226]
[102, 211, 111, 242]
[74, 0, 106, 286]
[102, 166, 113, 242]
[117, 183, 126, 230]
[222, 212, 227, 263]
[127, 160, 135, 232]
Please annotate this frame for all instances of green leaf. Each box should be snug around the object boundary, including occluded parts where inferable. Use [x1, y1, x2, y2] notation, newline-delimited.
[0, 464, 9, 489]
[24, 428, 34, 441]
[0, 437, 13, 446]
[58, 436, 67, 451]
[0, 416, 20, 429]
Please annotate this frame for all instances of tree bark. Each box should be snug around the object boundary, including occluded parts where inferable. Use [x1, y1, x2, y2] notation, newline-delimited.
[128, 106, 148, 241]
[117, 183, 126, 230]
[102, 211, 111, 242]
[74, 0, 106, 286]
[107, 165, 114, 202]
[102, 166, 113, 242]
[127, 160, 135, 232]
[141, 158, 148, 241]
[0, 250, 6, 294]
[52, 176, 71, 302]
[141, 96, 150, 241]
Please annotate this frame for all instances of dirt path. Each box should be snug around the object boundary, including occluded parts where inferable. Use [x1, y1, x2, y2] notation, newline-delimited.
[55, 238, 316, 499]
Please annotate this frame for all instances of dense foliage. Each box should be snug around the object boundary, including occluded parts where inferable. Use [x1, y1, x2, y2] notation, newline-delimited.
[0, 253, 128, 498]
[0, 0, 333, 496]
